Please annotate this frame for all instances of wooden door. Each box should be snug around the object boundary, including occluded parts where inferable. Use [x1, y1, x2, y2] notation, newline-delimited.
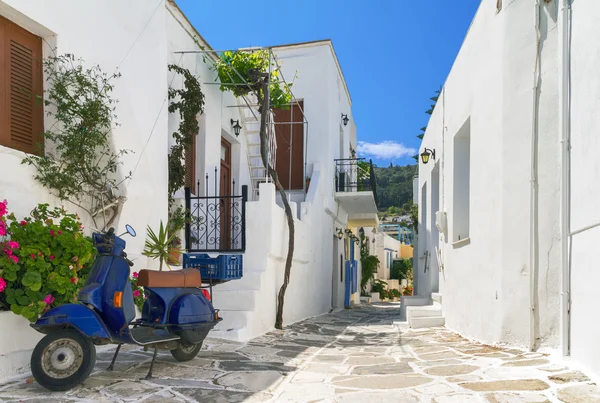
[220, 138, 232, 249]
[273, 101, 304, 190]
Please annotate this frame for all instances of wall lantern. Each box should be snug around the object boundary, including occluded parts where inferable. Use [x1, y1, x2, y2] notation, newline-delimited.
[230, 119, 242, 137]
[341, 114, 349, 126]
[354, 237, 360, 245]
[335, 228, 344, 240]
[420, 148, 436, 164]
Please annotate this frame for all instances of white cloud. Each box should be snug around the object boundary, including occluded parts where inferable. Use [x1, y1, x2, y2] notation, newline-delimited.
[357, 141, 416, 160]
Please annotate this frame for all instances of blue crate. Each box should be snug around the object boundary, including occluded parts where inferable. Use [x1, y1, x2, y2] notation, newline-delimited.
[183, 253, 243, 282]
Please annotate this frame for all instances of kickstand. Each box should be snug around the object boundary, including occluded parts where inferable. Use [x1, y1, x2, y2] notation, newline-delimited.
[107, 344, 122, 371]
[144, 347, 158, 380]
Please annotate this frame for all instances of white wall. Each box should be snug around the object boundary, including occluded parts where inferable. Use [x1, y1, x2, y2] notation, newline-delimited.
[417, 0, 561, 349]
[568, 0, 600, 382]
[0, 0, 170, 379]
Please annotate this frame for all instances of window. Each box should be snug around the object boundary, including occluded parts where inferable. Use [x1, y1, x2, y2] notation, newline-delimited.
[0, 15, 44, 155]
[453, 118, 471, 242]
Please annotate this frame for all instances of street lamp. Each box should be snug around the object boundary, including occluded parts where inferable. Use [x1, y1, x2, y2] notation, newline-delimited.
[420, 148, 436, 164]
[341, 114, 349, 126]
[335, 228, 343, 240]
[230, 119, 242, 137]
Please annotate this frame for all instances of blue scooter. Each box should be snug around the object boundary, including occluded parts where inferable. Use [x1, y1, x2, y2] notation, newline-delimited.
[29, 225, 221, 391]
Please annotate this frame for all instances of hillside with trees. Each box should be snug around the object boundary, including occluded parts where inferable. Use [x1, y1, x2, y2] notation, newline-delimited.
[374, 164, 417, 213]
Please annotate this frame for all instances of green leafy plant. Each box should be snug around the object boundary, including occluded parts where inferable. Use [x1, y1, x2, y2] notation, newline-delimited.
[22, 54, 130, 229]
[214, 50, 293, 110]
[0, 200, 95, 321]
[167, 64, 205, 201]
[403, 285, 414, 296]
[371, 279, 387, 293]
[360, 255, 380, 294]
[391, 258, 412, 280]
[390, 289, 402, 299]
[142, 220, 179, 271]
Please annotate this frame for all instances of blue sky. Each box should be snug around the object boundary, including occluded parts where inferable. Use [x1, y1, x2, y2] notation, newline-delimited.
[175, 0, 481, 167]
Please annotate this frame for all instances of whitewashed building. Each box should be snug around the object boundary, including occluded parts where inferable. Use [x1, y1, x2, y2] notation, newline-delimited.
[0, 0, 378, 378]
[414, 0, 600, 381]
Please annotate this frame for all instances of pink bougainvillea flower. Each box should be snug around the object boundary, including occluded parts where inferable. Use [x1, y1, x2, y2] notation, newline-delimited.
[43, 294, 55, 305]
[0, 277, 6, 293]
[133, 290, 141, 298]
[30, 254, 36, 259]
[7, 241, 19, 249]
[8, 254, 18, 264]
[20, 220, 27, 226]
[49, 255, 55, 260]
[133, 272, 139, 278]
[57, 230, 62, 235]
[71, 278, 76, 284]
[0, 200, 7, 217]
[0, 221, 6, 236]
[49, 230, 55, 237]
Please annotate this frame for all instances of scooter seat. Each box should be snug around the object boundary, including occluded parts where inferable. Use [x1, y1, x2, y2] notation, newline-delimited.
[137, 268, 202, 288]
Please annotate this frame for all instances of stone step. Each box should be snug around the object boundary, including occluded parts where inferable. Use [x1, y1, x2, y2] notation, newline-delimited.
[212, 311, 253, 342]
[410, 316, 445, 329]
[212, 289, 256, 311]
[212, 271, 262, 291]
[406, 304, 442, 322]
[432, 293, 443, 304]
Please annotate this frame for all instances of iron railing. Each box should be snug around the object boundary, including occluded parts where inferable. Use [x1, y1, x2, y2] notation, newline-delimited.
[184, 177, 248, 253]
[334, 158, 378, 204]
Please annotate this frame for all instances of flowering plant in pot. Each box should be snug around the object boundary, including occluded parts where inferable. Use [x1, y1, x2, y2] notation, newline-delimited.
[129, 271, 146, 312]
[142, 220, 179, 271]
[0, 200, 95, 321]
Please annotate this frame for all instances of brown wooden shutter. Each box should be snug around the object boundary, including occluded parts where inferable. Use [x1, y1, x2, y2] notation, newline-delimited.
[274, 101, 305, 190]
[0, 16, 43, 155]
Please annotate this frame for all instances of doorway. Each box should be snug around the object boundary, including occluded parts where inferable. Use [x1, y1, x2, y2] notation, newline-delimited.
[220, 138, 232, 249]
[431, 164, 440, 293]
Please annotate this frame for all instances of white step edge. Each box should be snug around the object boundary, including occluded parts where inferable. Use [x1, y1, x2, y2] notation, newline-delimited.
[410, 316, 445, 329]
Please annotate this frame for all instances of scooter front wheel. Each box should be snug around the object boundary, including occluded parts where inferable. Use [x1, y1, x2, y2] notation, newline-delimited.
[31, 328, 96, 391]
[170, 342, 202, 362]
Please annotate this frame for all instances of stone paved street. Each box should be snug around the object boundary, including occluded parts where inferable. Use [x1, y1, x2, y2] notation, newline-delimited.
[0, 303, 599, 402]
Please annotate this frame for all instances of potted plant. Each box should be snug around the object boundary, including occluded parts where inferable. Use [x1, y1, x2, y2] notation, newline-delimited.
[143, 220, 179, 271]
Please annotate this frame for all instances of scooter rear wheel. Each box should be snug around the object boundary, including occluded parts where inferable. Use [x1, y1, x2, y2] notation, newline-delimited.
[170, 342, 202, 362]
[31, 328, 96, 391]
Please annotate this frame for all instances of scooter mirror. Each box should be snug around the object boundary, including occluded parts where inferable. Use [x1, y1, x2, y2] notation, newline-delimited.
[125, 224, 136, 237]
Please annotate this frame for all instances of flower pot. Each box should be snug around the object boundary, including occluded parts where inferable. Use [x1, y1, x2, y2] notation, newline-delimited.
[168, 248, 181, 265]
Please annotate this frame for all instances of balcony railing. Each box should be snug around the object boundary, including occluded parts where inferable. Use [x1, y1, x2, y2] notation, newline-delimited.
[184, 183, 248, 253]
[334, 158, 378, 203]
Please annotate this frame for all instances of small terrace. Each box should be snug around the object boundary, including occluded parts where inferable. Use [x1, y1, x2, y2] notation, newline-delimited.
[334, 158, 379, 226]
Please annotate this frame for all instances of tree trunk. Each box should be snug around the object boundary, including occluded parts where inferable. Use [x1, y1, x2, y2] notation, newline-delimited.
[255, 73, 295, 330]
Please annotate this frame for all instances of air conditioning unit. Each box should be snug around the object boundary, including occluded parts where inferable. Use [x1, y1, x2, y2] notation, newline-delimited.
[435, 211, 447, 233]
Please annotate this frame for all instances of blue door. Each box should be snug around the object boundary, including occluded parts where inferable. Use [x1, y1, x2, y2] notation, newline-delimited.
[344, 240, 359, 308]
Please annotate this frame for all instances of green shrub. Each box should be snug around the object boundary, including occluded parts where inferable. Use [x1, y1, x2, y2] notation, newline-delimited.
[391, 258, 412, 280]
[0, 201, 95, 321]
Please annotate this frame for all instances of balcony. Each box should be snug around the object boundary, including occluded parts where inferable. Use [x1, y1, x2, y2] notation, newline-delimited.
[334, 158, 379, 226]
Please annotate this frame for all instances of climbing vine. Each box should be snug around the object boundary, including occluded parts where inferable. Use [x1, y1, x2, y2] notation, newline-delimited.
[214, 50, 293, 110]
[167, 64, 205, 201]
[22, 54, 129, 229]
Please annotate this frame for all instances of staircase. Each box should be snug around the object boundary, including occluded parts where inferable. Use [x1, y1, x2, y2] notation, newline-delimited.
[402, 293, 445, 329]
[239, 96, 276, 200]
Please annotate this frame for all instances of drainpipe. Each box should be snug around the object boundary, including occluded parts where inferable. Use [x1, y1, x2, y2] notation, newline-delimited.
[559, 0, 572, 357]
[529, 0, 542, 352]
